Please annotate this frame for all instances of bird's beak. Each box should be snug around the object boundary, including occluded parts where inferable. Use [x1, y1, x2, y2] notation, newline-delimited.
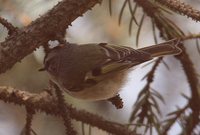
[38, 67, 46, 71]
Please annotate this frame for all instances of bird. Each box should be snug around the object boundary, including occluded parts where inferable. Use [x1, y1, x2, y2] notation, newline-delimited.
[39, 39, 181, 101]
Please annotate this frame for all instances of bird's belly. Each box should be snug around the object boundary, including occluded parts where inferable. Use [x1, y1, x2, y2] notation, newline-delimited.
[67, 70, 129, 101]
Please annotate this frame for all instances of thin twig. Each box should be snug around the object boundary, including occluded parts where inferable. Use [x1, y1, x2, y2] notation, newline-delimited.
[51, 81, 76, 135]
[25, 107, 35, 135]
[0, 16, 17, 35]
[156, 0, 200, 22]
[0, 86, 135, 135]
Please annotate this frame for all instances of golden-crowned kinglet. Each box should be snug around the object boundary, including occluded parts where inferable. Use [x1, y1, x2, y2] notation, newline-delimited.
[39, 39, 181, 101]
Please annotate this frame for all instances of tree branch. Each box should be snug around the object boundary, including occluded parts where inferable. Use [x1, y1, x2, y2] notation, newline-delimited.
[175, 46, 200, 133]
[156, 0, 200, 21]
[0, 86, 135, 135]
[135, 0, 200, 133]
[0, 16, 17, 35]
[24, 107, 35, 135]
[52, 82, 76, 135]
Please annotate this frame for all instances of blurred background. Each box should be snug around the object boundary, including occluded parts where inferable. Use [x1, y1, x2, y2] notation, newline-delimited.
[0, 0, 199, 134]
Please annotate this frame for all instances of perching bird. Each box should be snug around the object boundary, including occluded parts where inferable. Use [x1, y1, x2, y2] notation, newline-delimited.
[39, 39, 181, 101]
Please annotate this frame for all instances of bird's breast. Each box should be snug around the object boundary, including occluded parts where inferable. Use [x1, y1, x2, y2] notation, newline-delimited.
[66, 70, 129, 101]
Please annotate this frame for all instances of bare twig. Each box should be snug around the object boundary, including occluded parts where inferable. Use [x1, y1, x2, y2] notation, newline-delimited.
[175, 46, 200, 134]
[24, 107, 35, 135]
[145, 58, 162, 83]
[0, 16, 17, 35]
[0, 86, 135, 135]
[51, 81, 76, 135]
[156, 0, 200, 21]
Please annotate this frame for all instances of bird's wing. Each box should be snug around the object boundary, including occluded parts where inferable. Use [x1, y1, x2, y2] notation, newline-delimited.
[98, 43, 152, 63]
[92, 39, 181, 77]
[83, 39, 181, 87]
[93, 43, 152, 75]
[83, 43, 153, 84]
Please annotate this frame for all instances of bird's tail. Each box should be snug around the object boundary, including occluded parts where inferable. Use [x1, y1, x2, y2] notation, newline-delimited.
[138, 39, 182, 58]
